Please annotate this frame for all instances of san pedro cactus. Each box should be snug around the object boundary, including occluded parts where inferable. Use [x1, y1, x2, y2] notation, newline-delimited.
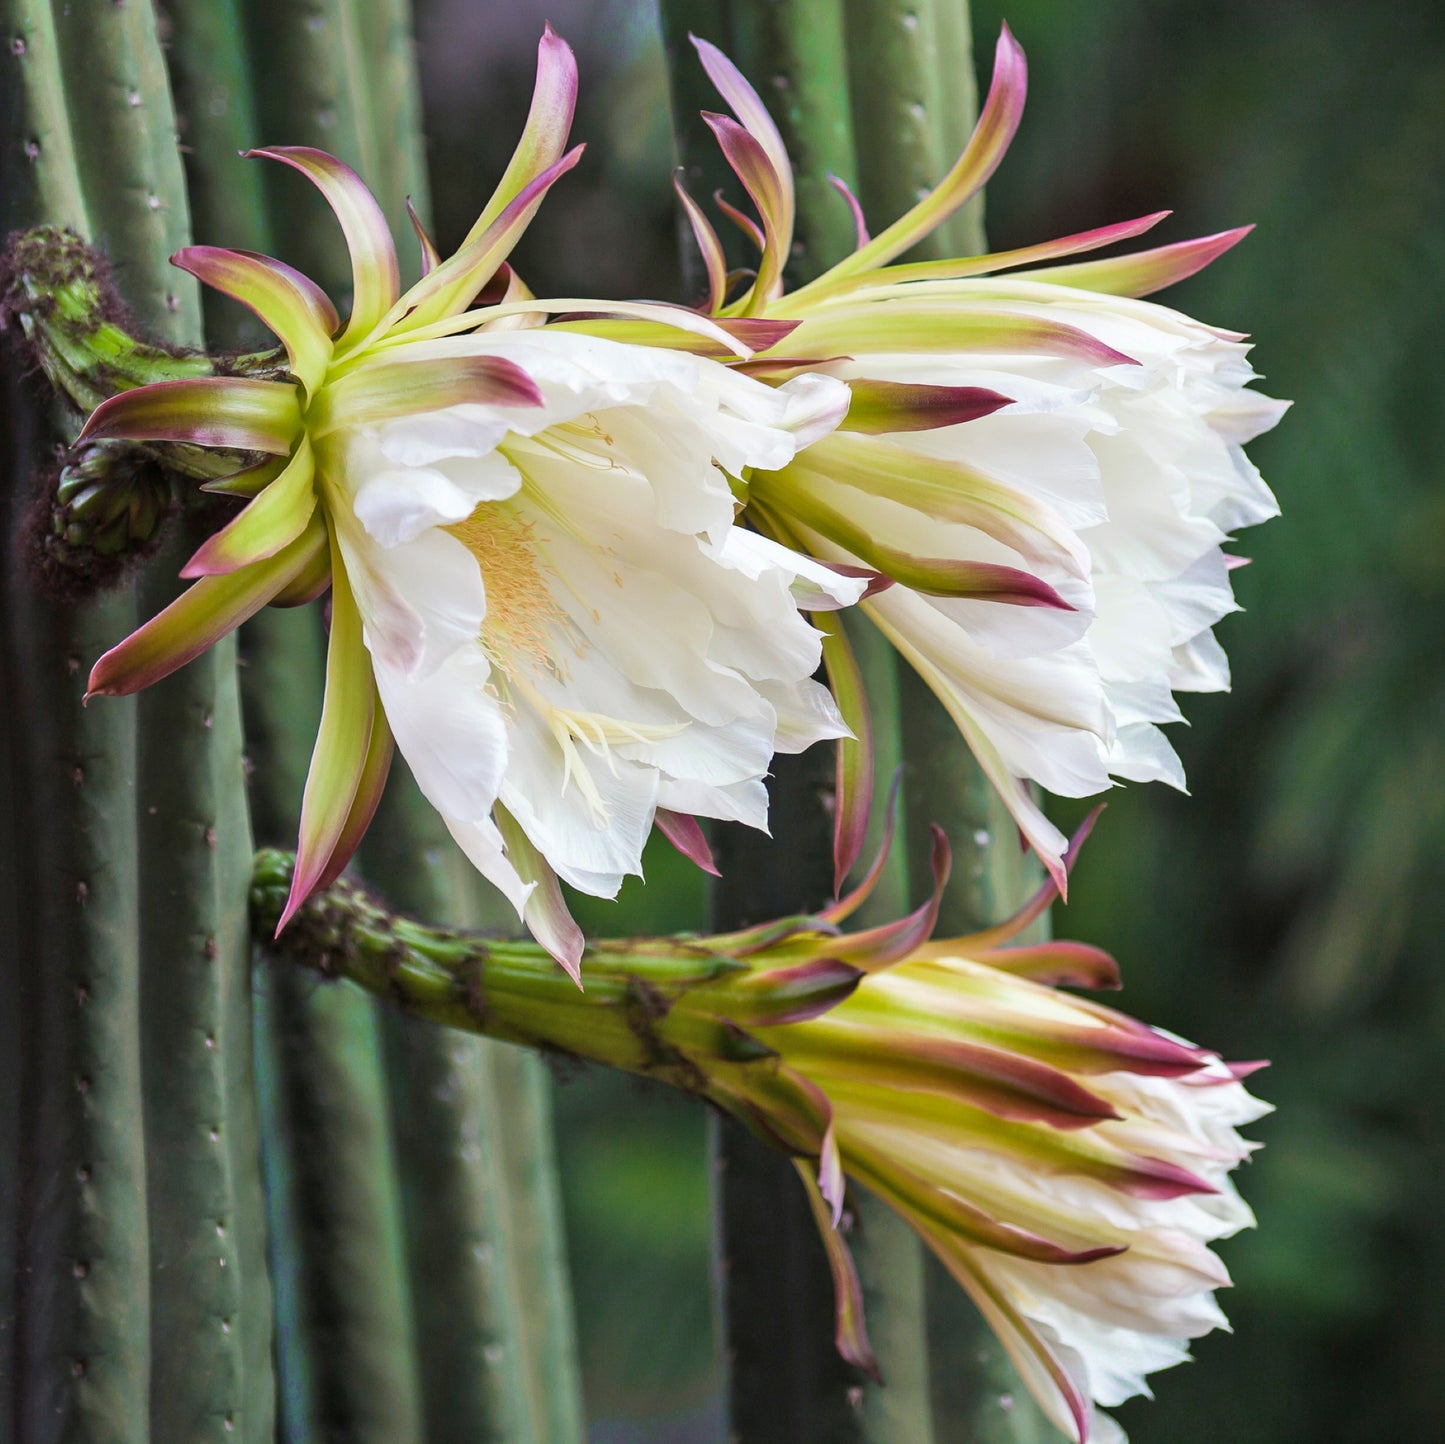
[1, 0, 1278, 1441]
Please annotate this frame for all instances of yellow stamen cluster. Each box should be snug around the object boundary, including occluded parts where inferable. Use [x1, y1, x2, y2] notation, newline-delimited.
[445, 504, 565, 670]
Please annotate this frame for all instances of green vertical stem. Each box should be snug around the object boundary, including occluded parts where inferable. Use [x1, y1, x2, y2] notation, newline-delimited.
[486, 1046, 587, 1444]
[845, 4, 1051, 1438]
[2, 9, 149, 1438]
[676, 6, 882, 1434]
[51, 0, 201, 338]
[2, 4, 211, 1440]
[363, 779, 549, 1444]
[726, 0, 859, 282]
[2, 482, 146, 1444]
[48, 4, 277, 1439]
[0, 10, 88, 1432]
[239, 609, 424, 1444]
[253, 975, 422, 1444]
[165, 0, 275, 340]
[136, 620, 266, 1444]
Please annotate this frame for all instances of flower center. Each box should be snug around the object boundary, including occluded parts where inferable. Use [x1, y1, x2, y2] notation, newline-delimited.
[444, 505, 566, 671]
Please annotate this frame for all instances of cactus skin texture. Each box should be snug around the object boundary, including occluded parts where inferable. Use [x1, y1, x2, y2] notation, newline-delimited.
[2, 3, 270, 1443]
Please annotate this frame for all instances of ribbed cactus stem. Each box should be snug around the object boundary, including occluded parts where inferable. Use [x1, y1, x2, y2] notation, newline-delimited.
[240, 607, 426, 1444]
[38, 5, 278, 1440]
[50, 0, 199, 342]
[1, 9, 149, 1438]
[363, 781, 551, 1444]
[3, 532, 148, 1444]
[164, 0, 275, 344]
[843, 5, 1051, 1438]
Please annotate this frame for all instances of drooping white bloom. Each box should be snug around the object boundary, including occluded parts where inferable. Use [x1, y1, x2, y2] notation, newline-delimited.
[672, 24, 1287, 890]
[723, 852, 1271, 1444]
[781, 287, 1286, 881]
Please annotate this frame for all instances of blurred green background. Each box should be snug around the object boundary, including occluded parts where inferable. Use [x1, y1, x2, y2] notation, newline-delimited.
[408, 1, 1445, 1438]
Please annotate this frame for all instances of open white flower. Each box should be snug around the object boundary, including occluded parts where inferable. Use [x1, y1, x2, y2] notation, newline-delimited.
[788, 294, 1286, 883]
[327, 329, 858, 966]
[80, 27, 856, 972]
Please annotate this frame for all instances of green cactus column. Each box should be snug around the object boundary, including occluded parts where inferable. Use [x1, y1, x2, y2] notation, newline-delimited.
[661, 2, 1055, 1440]
[843, 5, 1054, 1439]
[661, 4, 935, 1440]
[2, 1, 272, 1440]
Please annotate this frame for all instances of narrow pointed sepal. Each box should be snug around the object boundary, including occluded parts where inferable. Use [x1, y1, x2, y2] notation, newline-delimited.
[655, 808, 721, 876]
[181, 434, 316, 577]
[828, 826, 951, 971]
[701, 111, 788, 306]
[830, 210, 1173, 294]
[843, 379, 1013, 434]
[820, 770, 902, 926]
[406, 199, 441, 274]
[795, 1163, 880, 1383]
[315, 687, 395, 892]
[494, 804, 586, 983]
[816, 611, 873, 893]
[1031, 225, 1255, 297]
[956, 805, 1104, 950]
[722, 958, 864, 1027]
[248, 147, 400, 346]
[79, 377, 302, 454]
[312, 354, 543, 434]
[672, 169, 729, 314]
[390, 146, 586, 336]
[172, 246, 337, 396]
[199, 455, 286, 498]
[87, 515, 327, 697]
[976, 941, 1122, 991]
[828, 175, 870, 249]
[467, 24, 579, 240]
[281, 538, 377, 931]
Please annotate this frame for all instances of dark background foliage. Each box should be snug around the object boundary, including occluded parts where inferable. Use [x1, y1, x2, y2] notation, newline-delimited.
[409, 1, 1445, 1438]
